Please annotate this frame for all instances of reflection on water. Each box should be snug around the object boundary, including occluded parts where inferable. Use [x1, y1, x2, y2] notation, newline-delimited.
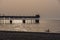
[0, 20, 60, 33]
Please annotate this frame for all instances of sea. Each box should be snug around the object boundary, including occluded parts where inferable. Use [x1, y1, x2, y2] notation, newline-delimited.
[0, 19, 60, 33]
[39, 19, 60, 33]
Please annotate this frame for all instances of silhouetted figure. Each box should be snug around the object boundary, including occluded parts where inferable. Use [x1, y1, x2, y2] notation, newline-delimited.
[10, 20, 12, 24]
[46, 29, 50, 32]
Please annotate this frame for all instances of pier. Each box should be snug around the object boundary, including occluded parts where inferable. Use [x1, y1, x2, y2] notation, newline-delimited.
[0, 15, 40, 24]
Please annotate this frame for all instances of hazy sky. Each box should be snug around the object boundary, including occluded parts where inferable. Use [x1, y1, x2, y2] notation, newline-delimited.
[0, 0, 60, 19]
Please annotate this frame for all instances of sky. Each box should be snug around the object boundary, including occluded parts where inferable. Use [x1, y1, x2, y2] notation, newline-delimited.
[0, 0, 60, 19]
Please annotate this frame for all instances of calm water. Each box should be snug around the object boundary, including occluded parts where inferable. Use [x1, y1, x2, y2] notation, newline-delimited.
[0, 20, 60, 33]
[40, 20, 60, 33]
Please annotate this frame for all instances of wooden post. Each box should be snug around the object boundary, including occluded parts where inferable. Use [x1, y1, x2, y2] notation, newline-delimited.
[23, 20, 25, 23]
[35, 14, 40, 23]
[10, 20, 12, 24]
[35, 19, 39, 23]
